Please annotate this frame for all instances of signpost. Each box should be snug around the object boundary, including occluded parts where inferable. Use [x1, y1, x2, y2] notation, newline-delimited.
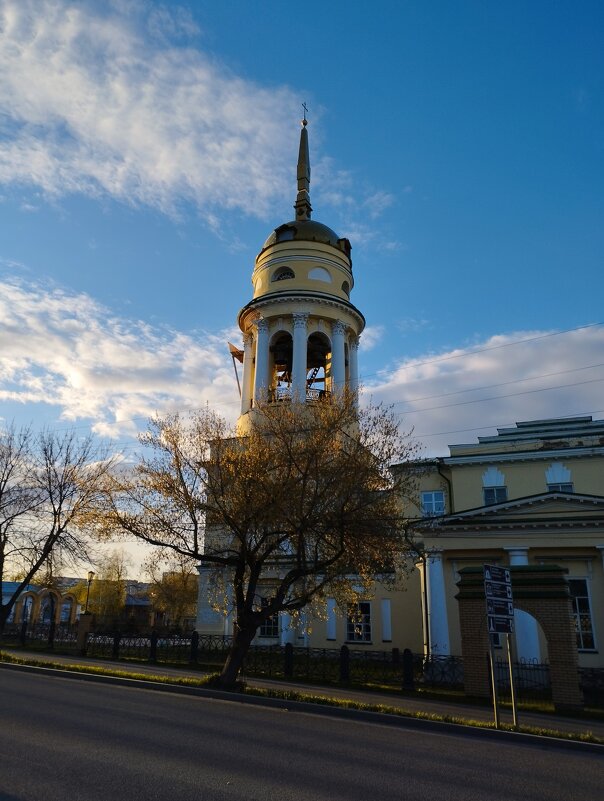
[484, 564, 518, 729]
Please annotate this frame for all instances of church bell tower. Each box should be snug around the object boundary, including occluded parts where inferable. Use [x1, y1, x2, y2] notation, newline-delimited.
[236, 114, 365, 433]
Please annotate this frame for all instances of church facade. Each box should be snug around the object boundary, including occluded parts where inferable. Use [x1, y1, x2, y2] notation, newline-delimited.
[196, 121, 604, 672]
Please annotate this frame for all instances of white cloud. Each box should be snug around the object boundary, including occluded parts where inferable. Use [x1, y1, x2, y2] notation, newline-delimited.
[0, 0, 299, 221]
[360, 325, 385, 351]
[365, 327, 604, 456]
[0, 276, 241, 438]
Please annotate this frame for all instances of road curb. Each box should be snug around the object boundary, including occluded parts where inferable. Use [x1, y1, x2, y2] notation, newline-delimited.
[2, 660, 603, 754]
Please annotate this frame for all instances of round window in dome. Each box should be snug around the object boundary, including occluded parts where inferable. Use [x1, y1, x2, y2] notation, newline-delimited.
[272, 267, 295, 282]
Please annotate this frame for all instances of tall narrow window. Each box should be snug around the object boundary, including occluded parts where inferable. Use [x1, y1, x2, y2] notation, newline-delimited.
[568, 579, 595, 651]
[346, 602, 372, 642]
[259, 598, 279, 638]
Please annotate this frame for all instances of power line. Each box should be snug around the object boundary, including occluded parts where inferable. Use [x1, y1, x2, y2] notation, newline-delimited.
[6, 321, 604, 439]
[388, 361, 604, 407]
[395, 376, 604, 417]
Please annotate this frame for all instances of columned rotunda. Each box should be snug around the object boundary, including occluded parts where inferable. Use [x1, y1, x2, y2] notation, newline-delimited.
[236, 116, 364, 434]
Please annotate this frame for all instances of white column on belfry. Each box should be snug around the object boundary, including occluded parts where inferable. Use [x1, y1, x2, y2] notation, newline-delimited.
[240, 333, 254, 415]
[253, 318, 270, 403]
[331, 320, 346, 394]
[349, 336, 359, 397]
[425, 549, 450, 656]
[292, 312, 309, 401]
[505, 547, 541, 662]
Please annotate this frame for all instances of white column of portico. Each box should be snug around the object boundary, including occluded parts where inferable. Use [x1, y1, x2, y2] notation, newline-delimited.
[292, 312, 309, 401]
[505, 547, 541, 662]
[253, 318, 270, 403]
[240, 333, 254, 414]
[425, 550, 450, 656]
[331, 320, 346, 394]
[280, 612, 296, 645]
[349, 336, 359, 396]
[195, 565, 225, 634]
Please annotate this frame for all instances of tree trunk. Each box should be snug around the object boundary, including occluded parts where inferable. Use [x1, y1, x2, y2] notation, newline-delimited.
[0, 605, 9, 636]
[219, 624, 257, 689]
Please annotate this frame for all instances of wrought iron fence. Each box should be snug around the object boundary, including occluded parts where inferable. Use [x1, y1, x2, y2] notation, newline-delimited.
[494, 657, 552, 703]
[579, 667, 604, 709]
[0, 622, 79, 650]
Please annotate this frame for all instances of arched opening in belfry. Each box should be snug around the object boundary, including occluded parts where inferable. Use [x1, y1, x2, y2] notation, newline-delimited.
[269, 331, 293, 400]
[306, 332, 331, 398]
[344, 341, 350, 386]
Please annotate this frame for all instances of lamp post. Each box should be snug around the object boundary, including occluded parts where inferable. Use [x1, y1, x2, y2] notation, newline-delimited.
[84, 570, 95, 614]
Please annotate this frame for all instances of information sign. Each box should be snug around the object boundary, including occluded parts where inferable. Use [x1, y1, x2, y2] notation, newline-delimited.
[484, 564, 514, 634]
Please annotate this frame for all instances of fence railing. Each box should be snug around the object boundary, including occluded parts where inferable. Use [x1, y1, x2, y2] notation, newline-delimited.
[4, 624, 603, 707]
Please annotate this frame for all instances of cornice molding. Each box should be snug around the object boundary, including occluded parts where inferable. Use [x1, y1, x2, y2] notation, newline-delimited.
[239, 292, 365, 331]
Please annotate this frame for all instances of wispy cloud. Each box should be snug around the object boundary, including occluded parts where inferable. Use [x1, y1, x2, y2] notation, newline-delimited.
[360, 325, 385, 351]
[0, 0, 299, 221]
[0, 276, 240, 438]
[366, 327, 604, 455]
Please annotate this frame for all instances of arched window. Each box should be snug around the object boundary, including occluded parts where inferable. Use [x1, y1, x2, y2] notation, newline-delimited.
[271, 267, 295, 282]
[308, 266, 332, 283]
[341, 280, 350, 297]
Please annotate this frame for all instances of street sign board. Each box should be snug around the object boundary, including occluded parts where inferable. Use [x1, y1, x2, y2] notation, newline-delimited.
[484, 564, 514, 633]
[488, 615, 514, 634]
[485, 581, 513, 600]
[487, 599, 514, 617]
[484, 565, 510, 584]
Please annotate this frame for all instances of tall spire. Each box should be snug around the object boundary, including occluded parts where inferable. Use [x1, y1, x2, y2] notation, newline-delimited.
[294, 105, 312, 221]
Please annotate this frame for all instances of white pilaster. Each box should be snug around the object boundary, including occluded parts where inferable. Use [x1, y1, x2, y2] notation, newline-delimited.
[331, 320, 346, 394]
[425, 549, 450, 656]
[240, 333, 254, 415]
[280, 612, 296, 645]
[292, 312, 309, 401]
[381, 598, 392, 642]
[326, 598, 336, 640]
[349, 336, 360, 396]
[505, 547, 541, 662]
[253, 318, 270, 403]
[195, 565, 225, 634]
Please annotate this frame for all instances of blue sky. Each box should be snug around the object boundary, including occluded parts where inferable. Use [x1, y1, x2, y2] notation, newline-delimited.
[1, 0, 603, 465]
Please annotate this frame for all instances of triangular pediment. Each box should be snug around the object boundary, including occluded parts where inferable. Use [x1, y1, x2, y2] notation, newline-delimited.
[426, 492, 604, 531]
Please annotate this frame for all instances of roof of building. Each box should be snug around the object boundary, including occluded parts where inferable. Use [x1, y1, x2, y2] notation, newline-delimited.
[258, 117, 352, 259]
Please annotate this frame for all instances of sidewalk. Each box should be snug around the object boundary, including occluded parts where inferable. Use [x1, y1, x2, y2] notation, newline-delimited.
[2, 647, 603, 740]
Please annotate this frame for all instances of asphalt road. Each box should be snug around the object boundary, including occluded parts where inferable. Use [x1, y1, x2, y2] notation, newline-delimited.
[0, 671, 602, 801]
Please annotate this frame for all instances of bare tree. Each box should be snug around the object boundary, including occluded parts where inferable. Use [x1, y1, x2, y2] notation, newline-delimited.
[101, 394, 420, 687]
[0, 425, 113, 632]
[144, 549, 198, 630]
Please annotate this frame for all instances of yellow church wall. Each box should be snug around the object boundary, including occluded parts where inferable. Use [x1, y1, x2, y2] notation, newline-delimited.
[252, 240, 353, 303]
[446, 455, 604, 511]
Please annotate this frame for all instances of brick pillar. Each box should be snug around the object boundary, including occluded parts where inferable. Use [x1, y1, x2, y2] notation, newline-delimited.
[456, 565, 583, 711]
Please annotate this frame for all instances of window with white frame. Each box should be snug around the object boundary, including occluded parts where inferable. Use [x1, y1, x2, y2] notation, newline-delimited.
[421, 490, 445, 516]
[483, 486, 508, 505]
[482, 466, 507, 505]
[259, 598, 279, 638]
[546, 462, 574, 493]
[346, 602, 372, 642]
[568, 578, 595, 651]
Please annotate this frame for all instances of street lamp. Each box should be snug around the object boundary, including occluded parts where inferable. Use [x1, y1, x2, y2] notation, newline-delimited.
[84, 570, 95, 614]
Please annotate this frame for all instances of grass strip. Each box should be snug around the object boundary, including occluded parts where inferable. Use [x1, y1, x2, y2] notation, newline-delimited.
[1, 651, 601, 746]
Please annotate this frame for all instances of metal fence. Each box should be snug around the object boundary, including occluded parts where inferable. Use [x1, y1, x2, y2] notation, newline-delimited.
[4, 624, 603, 707]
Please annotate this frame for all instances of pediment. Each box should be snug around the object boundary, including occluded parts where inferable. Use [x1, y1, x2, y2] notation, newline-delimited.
[436, 492, 604, 528]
